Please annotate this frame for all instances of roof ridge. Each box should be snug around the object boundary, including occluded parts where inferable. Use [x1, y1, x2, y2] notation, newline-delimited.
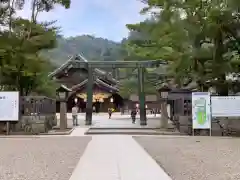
[71, 79, 88, 90]
[48, 56, 74, 77]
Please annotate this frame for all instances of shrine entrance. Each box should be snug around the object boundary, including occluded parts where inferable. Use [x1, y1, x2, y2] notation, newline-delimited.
[70, 55, 164, 126]
[66, 92, 123, 113]
[50, 54, 165, 127]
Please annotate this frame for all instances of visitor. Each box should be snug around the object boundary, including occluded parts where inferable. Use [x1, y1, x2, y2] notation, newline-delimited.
[108, 108, 112, 119]
[121, 107, 124, 115]
[72, 105, 79, 126]
[131, 108, 137, 124]
[153, 108, 157, 117]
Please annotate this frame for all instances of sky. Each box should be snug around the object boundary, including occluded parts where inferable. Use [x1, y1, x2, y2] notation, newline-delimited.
[16, 0, 147, 42]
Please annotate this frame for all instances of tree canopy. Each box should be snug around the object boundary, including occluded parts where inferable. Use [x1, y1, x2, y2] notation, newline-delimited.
[0, 0, 71, 97]
[121, 0, 240, 96]
[3, 0, 240, 98]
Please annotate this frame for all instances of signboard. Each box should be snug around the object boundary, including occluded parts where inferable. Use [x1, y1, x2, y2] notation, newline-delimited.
[211, 96, 240, 117]
[0, 91, 19, 121]
[192, 92, 211, 129]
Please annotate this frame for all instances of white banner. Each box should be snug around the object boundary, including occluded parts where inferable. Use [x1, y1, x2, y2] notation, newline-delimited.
[192, 92, 211, 129]
[0, 91, 19, 121]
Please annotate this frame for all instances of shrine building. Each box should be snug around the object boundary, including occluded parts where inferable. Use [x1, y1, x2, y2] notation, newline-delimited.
[49, 54, 124, 113]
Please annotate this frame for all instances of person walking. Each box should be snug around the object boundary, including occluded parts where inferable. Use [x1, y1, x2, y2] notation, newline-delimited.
[131, 108, 137, 124]
[108, 108, 112, 119]
[72, 105, 79, 126]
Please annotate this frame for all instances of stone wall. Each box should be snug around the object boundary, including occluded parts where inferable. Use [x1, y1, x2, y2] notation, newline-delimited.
[0, 115, 57, 135]
[174, 115, 240, 136]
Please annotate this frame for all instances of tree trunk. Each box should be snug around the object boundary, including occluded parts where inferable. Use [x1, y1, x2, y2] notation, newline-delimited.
[213, 28, 228, 96]
[216, 75, 228, 96]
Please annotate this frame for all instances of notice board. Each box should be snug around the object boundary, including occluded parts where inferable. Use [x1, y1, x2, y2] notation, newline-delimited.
[211, 96, 240, 117]
[0, 91, 19, 121]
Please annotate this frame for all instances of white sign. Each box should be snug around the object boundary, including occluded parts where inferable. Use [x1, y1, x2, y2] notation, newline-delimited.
[192, 92, 211, 129]
[0, 91, 19, 121]
[211, 96, 240, 117]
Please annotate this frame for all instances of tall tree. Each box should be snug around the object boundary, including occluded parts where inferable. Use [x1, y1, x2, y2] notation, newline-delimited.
[0, 0, 71, 96]
[126, 0, 240, 95]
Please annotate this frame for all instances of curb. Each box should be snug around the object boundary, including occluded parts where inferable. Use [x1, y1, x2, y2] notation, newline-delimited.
[85, 130, 183, 136]
[89, 127, 175, 130]
[0, 128, 74, 138]
[40, 128, 75, 135]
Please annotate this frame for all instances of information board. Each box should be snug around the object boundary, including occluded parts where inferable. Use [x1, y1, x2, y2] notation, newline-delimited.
[0, 91, 19, 121]
[192, 92, 211, 129]
[211, 96, 240, 117]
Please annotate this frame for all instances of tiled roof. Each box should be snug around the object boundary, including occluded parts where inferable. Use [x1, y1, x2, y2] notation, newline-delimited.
[48, 56, 75, 78]
[71, 78, 119, 92]
[59, 84, 72, 92]
[48, 54, 117, 83]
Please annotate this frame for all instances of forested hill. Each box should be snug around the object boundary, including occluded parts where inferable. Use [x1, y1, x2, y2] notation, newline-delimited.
[43, 35, 126, 66]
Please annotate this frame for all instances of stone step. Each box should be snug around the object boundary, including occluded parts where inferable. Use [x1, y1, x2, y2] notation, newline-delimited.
[90, 127, 175, 130]
[85, 128, 182, 135]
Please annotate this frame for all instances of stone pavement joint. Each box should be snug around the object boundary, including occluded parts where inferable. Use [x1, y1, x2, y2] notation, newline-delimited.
[70, 127, 89, 136]
[69, 135, 172, 180]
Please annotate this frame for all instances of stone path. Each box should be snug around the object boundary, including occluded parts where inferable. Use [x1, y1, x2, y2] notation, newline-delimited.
[69, 135, 172, 180]
[55, 113, 173, 129]
[70, 127, 89, 136]
[55, 113, 173, 180]
[56, 113, 161, 121]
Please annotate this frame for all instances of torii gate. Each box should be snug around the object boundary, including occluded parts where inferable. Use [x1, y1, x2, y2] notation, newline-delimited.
[65, 56, 166, 126]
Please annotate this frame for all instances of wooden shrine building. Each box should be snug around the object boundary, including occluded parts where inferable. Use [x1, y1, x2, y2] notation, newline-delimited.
[49, 54, 124, 113]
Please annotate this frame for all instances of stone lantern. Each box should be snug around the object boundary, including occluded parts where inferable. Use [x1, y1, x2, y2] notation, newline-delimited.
[56, 85, 72, 130]
[158, 83, 171, 129]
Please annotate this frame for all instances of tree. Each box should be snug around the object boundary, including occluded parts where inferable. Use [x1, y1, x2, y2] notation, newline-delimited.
[0, 18, 56, 95]
[30, 0, 70, 23]
[0, 0, 71, 96]
[125, 0, 240, 95]
[119, 18, 170, 96]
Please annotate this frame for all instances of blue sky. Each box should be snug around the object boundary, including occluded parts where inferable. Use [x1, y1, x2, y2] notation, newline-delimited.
[17, 0, 147, 42]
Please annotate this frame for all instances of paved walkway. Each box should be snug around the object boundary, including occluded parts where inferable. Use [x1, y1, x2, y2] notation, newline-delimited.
[70, 127, 89, 136]
[55, 113, 173, 129]
[69, 135, 172, 180]
[56, 113, 161, 120]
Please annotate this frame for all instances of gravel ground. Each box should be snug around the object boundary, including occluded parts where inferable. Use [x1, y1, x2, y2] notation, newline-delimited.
[0, 137, 91, 180]
[134, 136, 240, 180]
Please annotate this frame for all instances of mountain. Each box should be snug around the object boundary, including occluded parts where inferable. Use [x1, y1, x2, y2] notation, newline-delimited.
[43, 35, 127, 66]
